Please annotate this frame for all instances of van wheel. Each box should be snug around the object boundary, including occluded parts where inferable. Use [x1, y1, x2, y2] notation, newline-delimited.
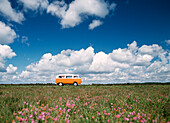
[58, 82, 63, 86]
[73, 82, 78, 86]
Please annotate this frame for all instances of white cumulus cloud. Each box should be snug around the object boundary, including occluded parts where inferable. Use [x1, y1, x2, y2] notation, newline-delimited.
[0, 64, 18, 82]
[0, 41, 169, 83]
[0, 0, 24, 23]
[110, 41, 154, 66]
[165, 40, 170, 45]
[19, 0, 49, 11]
[0, 21, 17, 44]
[16, 41, 170, 83]
[110, 48, 134, 63]
[47, 0, 116, 28]
[47, 1, 67, 18]
[6, 64, 17, 74]
[0, 44, 16, 72]
[0, 0, 116, 29]
[0, 44, 17, 82]
[89, 20, 103, 30]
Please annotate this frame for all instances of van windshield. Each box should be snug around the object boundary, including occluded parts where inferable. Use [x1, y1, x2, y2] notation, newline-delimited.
[59, 76, 65, 78]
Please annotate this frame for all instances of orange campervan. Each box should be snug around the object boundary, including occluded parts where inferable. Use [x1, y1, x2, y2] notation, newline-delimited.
[56, 74, 81, 86]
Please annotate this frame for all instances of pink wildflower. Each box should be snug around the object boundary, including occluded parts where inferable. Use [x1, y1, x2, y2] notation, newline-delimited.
[142, 118, 147, 122]
[54, 118, 57, 121]
[29, 115, 33, 118]
[48, 108, 52, 112]
[38, 115, 41, 120]
[59, 97, 62, 101]
[18, 111, 22, 114]
[34, 111, 37, 115]
[66, 101, 70, 107]
[41, 117, 45, 120]
[41, 112, 45, 115]
[115, 114, 121, 118]
[133, 117, 137, 120]
[97, 112, 101, 116]
[67, 109, 71, 112]
[124, 118, 129, 121]
[25, 109, 29, 112]
[55, 105, 58, 109]
[66, 120, 70, 123]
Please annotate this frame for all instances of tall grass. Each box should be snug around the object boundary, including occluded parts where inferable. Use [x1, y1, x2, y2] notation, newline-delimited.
[0, 85, 169, 122]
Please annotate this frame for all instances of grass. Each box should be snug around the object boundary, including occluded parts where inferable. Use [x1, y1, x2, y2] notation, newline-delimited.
[0, 84, 169, 123]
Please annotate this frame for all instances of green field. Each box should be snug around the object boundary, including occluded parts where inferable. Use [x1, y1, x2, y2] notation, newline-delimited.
[0, 85, 169, 123]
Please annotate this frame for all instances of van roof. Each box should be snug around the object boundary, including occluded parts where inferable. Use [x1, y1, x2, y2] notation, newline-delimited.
[57, 74, 79, 76]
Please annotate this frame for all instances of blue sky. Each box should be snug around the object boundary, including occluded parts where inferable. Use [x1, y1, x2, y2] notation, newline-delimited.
[0, 0, 170, 83]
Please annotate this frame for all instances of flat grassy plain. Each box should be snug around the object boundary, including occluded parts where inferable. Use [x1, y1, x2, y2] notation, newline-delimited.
[0, 84, 169, 123]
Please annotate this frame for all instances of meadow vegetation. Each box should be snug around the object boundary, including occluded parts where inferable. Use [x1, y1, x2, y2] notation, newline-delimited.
[0, 84, 169, 123]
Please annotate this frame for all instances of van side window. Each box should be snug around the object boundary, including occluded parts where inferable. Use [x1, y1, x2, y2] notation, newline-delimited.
[66, 76, 72, 78]
[74, 76, 78, 78]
